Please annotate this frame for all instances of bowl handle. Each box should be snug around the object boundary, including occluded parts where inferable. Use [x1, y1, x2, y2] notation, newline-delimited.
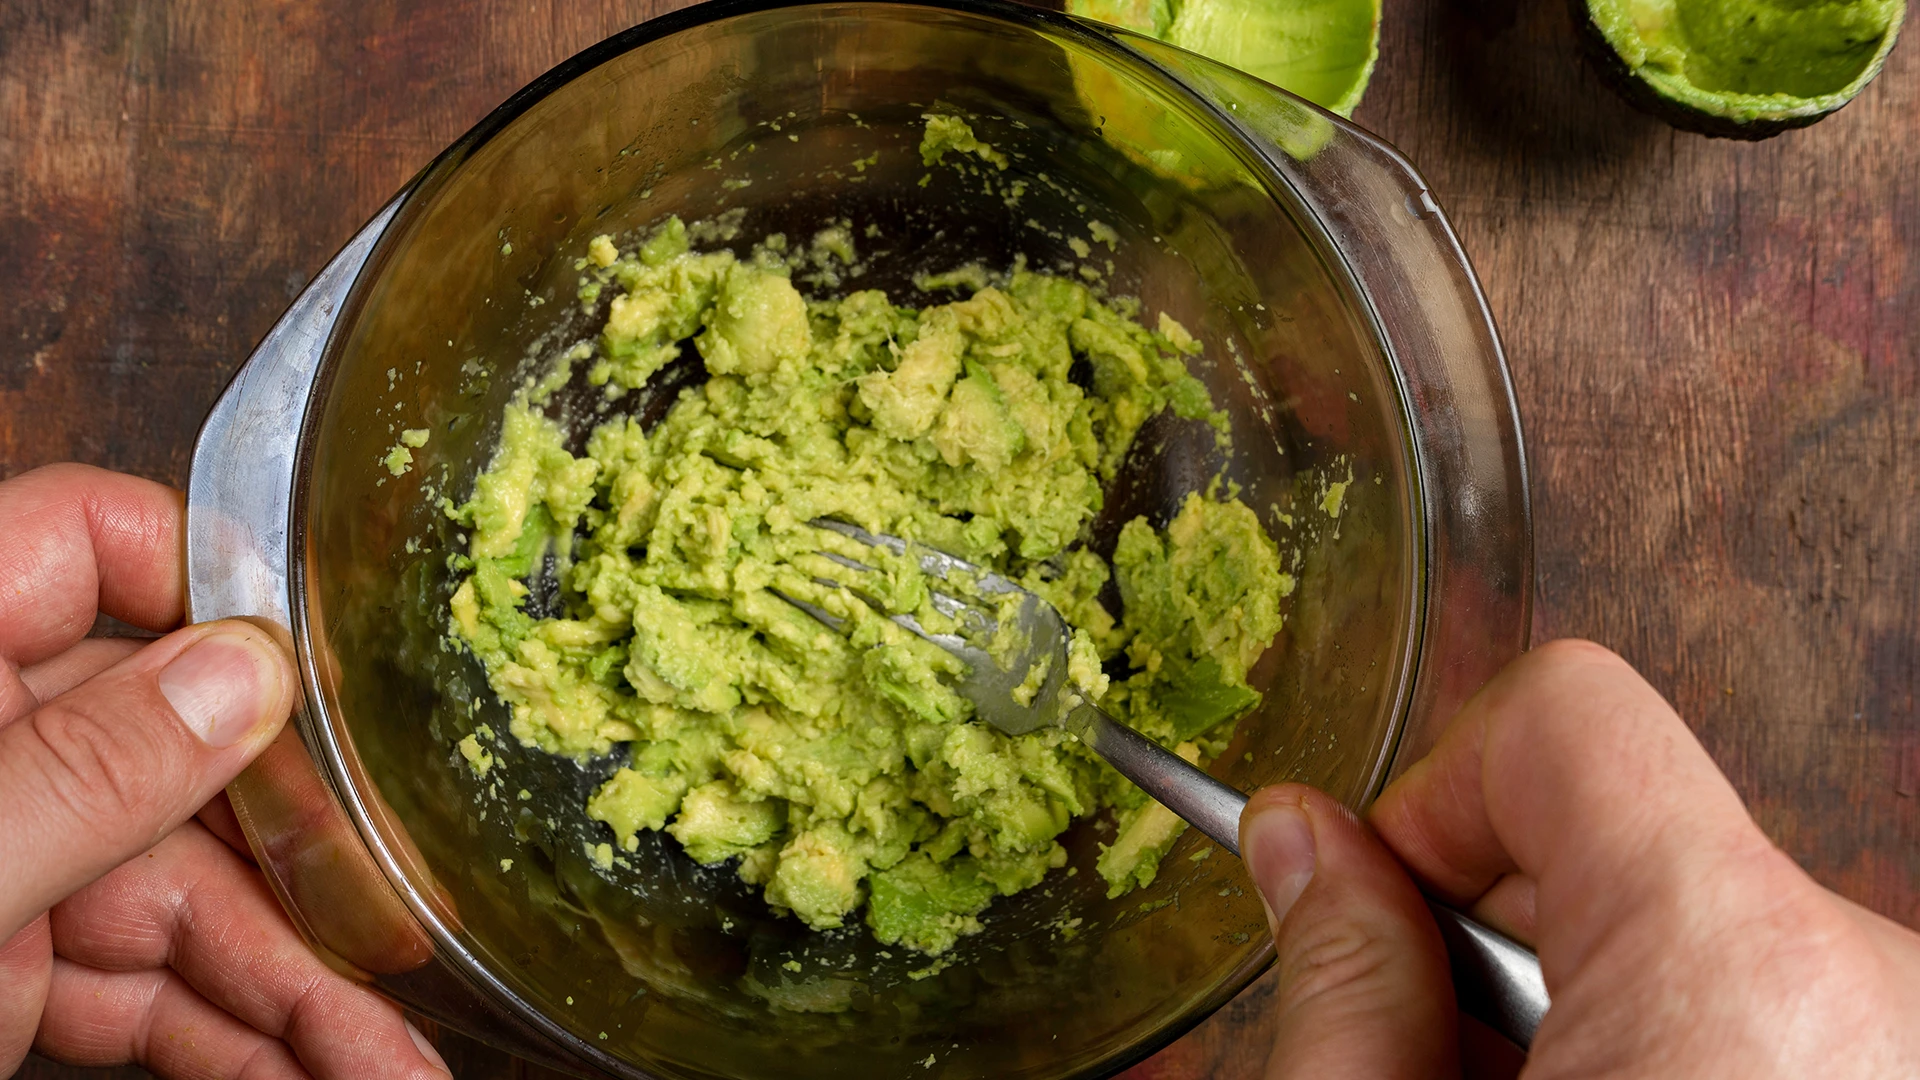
[1091, 27, 1545, 1048]
[184, 201, 434, 980]
[187, 200, 397, 634]
[185, 204, 615, 1074]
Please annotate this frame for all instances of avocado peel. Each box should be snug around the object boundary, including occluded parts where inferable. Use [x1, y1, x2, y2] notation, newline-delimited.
[1577, 0, 1906, 138]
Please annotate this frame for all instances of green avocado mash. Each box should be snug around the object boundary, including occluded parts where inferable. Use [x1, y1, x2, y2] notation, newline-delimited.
[449, 212, 1286, 955]
[918, 113, 1010, 169]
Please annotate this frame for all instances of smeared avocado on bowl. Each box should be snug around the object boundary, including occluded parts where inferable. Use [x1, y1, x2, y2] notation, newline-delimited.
[1577, 0, 1906, 138]
[1068, 0, 1382, 117]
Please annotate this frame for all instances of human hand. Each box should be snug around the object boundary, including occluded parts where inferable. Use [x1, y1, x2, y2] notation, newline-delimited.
[0, 464, 451, 1079]
[1238, 639, 1920, 1078]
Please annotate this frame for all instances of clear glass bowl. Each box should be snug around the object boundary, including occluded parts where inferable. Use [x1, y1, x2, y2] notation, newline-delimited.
[186, 2, 1530, 1076]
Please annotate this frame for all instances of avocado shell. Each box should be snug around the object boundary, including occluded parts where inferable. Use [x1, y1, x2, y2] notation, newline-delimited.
[1573, 0, 1906, 140]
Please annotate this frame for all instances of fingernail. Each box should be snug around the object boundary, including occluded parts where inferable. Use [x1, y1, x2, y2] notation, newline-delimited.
[157, 626, 285, 748]
[1243, 801, 1317, 935]
[405, 1019, 452, 1077]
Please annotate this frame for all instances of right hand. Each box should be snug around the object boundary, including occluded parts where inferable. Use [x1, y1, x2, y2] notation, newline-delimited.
[1237, 639, 1920, 1078]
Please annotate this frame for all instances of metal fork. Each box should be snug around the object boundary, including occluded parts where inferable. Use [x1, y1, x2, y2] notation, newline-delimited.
[780, 519, 1549, 1049]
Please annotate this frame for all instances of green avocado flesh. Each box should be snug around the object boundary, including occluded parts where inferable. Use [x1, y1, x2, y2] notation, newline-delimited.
[1584, 0, 1904, 133]
[448, 182, 1289, 954]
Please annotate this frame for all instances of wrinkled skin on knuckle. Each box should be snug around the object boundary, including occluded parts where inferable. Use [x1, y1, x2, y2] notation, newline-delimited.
[0, 465, 184, 652]
[279, 970, 345, 1048]
[1274, 917, 1403, 1019]
[227, 1037, 309, 1080]
[24, 692, 177, 851]
[74, 845, 202, 972]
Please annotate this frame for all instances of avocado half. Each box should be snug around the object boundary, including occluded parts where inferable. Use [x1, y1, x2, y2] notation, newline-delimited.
[1068, 0, 1382, 118]
[1576, 0, 1906, 138]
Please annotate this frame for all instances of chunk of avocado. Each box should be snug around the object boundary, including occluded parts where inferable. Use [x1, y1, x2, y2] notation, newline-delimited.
[930, 359, 1027, 471]
[1576, 0, 1905, 139]
[867, 853, 998, 954]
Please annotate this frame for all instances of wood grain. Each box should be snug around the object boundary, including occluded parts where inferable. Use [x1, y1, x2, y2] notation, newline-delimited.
[4, 0, 1915, 1076]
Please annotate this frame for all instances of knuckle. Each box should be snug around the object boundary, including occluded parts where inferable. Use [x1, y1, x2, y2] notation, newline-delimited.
[24, 693, 176, 840]
[1528, 637, 1625, 674]
[232, 1037, 304, 1080]
[279, 969, 339, 1043]
[1528, 634, 1620, 668]
[1276, 918, 1401, 1014]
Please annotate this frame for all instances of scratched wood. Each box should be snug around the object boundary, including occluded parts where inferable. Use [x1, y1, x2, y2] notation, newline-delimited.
[5, 0, 1916, 1075]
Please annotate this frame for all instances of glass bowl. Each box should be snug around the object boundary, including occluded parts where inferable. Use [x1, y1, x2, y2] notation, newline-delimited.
[186, 1, 1531, 1076]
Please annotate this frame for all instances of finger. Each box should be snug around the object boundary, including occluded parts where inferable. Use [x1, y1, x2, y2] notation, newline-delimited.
[0, 666, 35, 730]
[36, 957, 311, 1079]
[1466, 873, 1536, 944]
[1366, 696, 1512, 906]
[0, 915, 52, 1076]
[19, 637, 146, 704]
[52, 823, 451, 1080]
[0, 463, 185, 666]
[0, 620, 294, 941]
[2, 637, 145, 736]
[1243, 785, 1457, 1080]
[1371, 639, 1787, 987]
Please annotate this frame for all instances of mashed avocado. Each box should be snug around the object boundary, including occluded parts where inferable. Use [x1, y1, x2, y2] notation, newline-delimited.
[918, 113, 1010, 169]
[449, 214, 1286, 954]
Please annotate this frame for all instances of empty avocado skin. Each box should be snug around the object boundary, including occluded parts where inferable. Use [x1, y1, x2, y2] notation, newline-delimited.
[1576, 0, 1905, 139]
[449, 217, 1287, 956]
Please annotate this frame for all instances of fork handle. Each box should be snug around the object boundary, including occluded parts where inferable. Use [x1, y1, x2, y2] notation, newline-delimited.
[1073, 706, 1249, 853]
[1072, 705, 1549, 1049]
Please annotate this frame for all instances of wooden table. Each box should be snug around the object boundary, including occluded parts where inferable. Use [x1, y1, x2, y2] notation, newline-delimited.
[5, 0, 1915, 1075]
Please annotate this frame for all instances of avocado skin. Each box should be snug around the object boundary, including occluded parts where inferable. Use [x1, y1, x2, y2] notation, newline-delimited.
[1570, 0, 1842, 141]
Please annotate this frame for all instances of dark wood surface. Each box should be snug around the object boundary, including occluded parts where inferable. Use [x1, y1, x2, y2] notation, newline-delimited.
[5, 0, 1916, 1076]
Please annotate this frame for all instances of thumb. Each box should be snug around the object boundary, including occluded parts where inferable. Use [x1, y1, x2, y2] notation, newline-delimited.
[1243, 784, 1459, 1080]
[0, 620, 294, 940]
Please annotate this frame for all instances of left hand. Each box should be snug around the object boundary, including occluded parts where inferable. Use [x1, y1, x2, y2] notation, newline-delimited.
[0, 463, 451, 1080]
